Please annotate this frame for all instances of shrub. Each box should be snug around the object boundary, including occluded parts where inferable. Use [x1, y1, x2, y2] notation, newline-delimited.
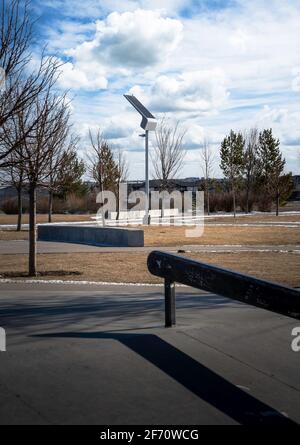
[52, 197, 67, 214]
[208, 192, 234, 213]
[36, 196, 49, 213]
[85, 190, 100, 213]
[0, 197, 28, 214]
[256, 195, 272, 212]
[64, 193, 87, 214]
[50, 191, 99, 214]
[0, 198, 19, 214]
[208, 193, 219, 213]
[238, 191, 255, 213]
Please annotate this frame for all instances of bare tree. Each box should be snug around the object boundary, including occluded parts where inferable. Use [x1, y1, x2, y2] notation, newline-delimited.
[0, 0, 60, 167]
[0, 58, 60, 164]
[3, 147, 25, 230]
[115, 147, 128, 219]
[243, 128, 260, 213]
[0, 105, 27, 229]
[87, 129, 120, 223]
[152, 118, 186, 191]
[10, 91, 72, 276]
[46, 136, 82, 222]
[200, 138, 214, 215]
[116, 148, 129, 185]
[0, 0, 32, 77]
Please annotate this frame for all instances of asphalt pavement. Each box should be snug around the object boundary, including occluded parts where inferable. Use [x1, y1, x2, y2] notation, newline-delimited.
[0, 281, 299, 425]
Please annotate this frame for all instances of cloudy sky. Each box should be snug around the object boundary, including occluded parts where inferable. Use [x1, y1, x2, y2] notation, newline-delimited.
[31, 0, 300, 178]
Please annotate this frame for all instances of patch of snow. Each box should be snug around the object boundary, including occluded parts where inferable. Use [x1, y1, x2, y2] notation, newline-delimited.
[0, 278, 170, 287]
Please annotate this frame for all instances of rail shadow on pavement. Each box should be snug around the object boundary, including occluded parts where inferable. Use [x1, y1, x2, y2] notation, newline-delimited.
[32, 330, 297, 426]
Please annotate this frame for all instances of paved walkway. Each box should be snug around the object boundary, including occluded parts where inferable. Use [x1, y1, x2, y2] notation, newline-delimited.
[0, 282, 299, 425]
[0, 239, 300, 255]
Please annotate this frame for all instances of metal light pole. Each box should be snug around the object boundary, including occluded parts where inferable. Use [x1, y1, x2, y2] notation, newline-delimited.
[145, 129, 150, 224]
[124, 94, 157, 225]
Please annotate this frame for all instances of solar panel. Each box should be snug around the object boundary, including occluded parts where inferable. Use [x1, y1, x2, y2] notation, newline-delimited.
[124, 94, 155, 119]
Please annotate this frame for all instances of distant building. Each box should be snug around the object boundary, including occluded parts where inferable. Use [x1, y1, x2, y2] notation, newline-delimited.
[290, 175, 300, 201]
[0, 185, 47, 202]
[1, 176, 299, 205]
[0, 185, 17, 200]
[127, 177, 227, 194]
[127, 178, 203, 194]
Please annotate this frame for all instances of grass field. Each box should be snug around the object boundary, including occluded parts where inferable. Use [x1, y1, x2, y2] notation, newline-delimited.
[0, 230, 28, 240]
[205, 214, 300, 224]
[0, 212, 299, 286]
[1, 214, 300, 245]
[142, 225, 300, 246]
[0, 214, 93, 225]
[1, 212, 300, 226]
[0, 251, 300, 287]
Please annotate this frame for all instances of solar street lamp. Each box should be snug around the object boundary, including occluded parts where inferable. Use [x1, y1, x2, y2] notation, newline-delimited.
[124, 94, 157, 225]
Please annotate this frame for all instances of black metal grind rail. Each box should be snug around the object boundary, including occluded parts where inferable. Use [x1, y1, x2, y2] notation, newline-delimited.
[147, 250, 300, 327]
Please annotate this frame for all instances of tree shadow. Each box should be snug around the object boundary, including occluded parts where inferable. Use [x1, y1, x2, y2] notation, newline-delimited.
[0, 293, 240, 331]
[33, 330, 297, 426]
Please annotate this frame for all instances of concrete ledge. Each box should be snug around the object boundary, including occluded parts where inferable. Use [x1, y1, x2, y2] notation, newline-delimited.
[38, 224, 144, 247]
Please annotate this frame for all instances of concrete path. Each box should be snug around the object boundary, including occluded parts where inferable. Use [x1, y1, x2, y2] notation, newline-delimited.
[0, 282, 299, 425]
[1, 239, 300, 255]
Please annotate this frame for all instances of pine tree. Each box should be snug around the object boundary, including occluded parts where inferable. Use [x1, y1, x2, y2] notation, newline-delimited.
[55, 150, 87, 200]
[93, 141, 119, 193]
[88, 131, 119, 195]
[258, 129, 285, 216]
[220, 130, 245, 217]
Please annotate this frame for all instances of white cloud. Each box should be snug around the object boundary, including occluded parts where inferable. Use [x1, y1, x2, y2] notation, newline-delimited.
[36, 0, 190, 20]
[184, 123, 205, 148]
[257, 105, 300, 146]
[60, 9, 183, 90]
[148, 69, 229, 113]
[101, 115, 138, 140]
[43, 20, 96, 53]
[57, 62, 108, 90]
[172, 1, 300, 97]
[35, 0, 104, 19]
[42, 0, 300, 176]
[292, 67, 300, 92]
[229, 29, 250, 54]
[254, 105, 300, 172]
[92, 9, 183, 68]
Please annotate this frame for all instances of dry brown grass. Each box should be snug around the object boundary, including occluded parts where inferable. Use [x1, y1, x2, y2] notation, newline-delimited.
[206, 214, 300, 224]
[0, 214, 93, 225]
[0, 252, 158, 284]
[1, 212, 299, 226]
[0, 251, 299, 287]
[0, 213, 93, 241]
[0, 230, 28, 240]
[143, 225, 300, 247]
[0, 221, 299, 245]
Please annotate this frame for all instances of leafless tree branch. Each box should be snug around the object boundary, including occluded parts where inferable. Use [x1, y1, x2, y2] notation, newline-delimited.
[152, 117, 186, 190]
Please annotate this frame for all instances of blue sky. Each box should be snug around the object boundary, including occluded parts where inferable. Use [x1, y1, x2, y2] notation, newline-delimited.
[30, 0, 300, 178]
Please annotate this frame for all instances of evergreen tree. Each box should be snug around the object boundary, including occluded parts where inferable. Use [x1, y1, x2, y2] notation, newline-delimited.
[278, 173, 294, 206]
[88, 130, 119, 195]
[55, 150, 87, 201]
[258, 129, 286, 216]
[94, 141, 119, 193]
[220, 130, 245, 217]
